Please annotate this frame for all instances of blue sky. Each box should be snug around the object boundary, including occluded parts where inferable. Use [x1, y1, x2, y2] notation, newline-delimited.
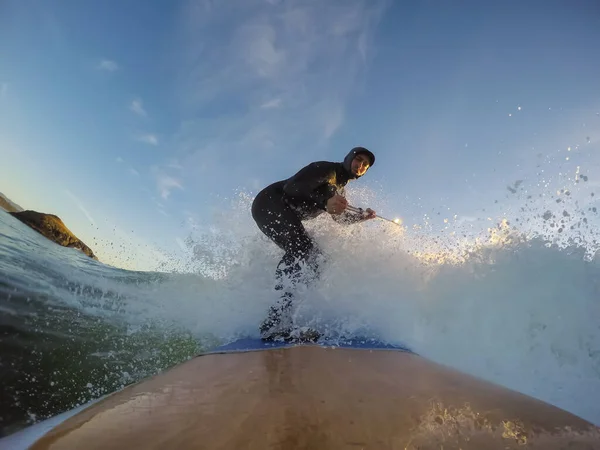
[1, 0, 599, 270]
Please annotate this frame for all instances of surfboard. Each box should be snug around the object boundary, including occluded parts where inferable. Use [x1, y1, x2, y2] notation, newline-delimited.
[2, 337, 599, 449]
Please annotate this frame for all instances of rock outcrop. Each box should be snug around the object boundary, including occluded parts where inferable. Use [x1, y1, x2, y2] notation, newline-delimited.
[8, 210, 98, 260]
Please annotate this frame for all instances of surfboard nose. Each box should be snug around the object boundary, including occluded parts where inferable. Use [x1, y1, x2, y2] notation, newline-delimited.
[23, 344, 600, 449]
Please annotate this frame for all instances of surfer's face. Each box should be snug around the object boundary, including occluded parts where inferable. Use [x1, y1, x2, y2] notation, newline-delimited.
[351, 154, 370, 177]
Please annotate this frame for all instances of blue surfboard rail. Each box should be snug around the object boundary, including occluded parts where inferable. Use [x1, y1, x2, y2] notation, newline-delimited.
[206, 336, 414, 354]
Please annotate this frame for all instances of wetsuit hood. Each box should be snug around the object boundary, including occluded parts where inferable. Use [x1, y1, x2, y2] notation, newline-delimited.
[343, 147, 375, 178]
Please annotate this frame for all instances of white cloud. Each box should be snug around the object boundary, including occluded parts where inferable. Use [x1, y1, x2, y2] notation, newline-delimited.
[0, 83, 7, 98]
[248, 177, 263, 191]
[64, 189, 96, 225]
[357, 31, 368, 62]
[322, 103, 344, 139]
[116, 156, 124, 163]
[167, 160, 183, 170]
[136, 134, 159, 146]
[155, 172, 184, 200]
[97, 59, 119, 72]
[260, 97, 282, 109]
[170, 0, 388, 175]
[130, 98, 147, 117]
[129, 168, 140, 177]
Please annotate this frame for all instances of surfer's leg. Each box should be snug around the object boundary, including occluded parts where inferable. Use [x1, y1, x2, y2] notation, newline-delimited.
[273, 223, 320, 289]
[252, 191, 320, 284]
[252, 194, 320, 337]
[260, 228, 319, 336]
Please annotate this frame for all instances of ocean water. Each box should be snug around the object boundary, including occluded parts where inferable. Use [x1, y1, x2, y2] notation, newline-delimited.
[1, 185, 600, 437]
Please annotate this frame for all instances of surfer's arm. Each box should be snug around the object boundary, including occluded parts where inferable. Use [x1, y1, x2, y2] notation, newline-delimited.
[283, 162, 337, 210]
[332, 189, 376, 225]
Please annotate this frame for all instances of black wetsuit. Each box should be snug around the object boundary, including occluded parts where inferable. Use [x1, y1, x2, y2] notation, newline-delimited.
[252, 161, 349, 277]
[252, 147, 375, 336]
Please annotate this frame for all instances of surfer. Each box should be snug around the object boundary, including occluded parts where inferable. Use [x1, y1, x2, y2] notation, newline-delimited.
[251, 147, 377, 340]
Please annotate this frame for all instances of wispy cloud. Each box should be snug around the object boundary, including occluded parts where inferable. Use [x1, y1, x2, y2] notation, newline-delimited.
[169, 0, 389, 181]
[323, 104, 344, 139]
[136, 133, 159, 146]
[116, 156, 124, 163]
[0, 82, 7, 98]
[260, 97, 281, 109]
[129, 168, 140, 177]
[130, 98, 147, 117]
[249, 177, 263, 192]
[97, 59, 119, 72]
[64, 189, 96, 225]
[167, 160, 183, 170]
[153, 170, 184, 200]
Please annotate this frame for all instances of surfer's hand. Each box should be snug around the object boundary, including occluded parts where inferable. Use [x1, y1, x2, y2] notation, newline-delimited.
[326, 194, 347, 215]
[363, 208, 376, 220]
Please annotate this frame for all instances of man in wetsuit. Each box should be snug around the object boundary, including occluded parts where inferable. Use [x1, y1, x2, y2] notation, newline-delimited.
[251, 147, 377, 339]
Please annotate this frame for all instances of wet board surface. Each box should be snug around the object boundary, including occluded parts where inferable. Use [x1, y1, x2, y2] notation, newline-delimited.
[18, 346, 600, 449]
[4, 340, 600, 449]
[0, 337, 411, 450]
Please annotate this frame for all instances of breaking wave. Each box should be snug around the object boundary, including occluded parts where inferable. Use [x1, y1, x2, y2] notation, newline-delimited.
[1, 162, 600, 436]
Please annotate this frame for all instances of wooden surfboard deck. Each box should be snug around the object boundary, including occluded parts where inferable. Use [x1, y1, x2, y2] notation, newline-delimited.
[16, 340, 600, 449]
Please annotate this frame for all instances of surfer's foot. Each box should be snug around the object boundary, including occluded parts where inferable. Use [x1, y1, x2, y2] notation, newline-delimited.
[287, 327, 321, 343]
[259, 311, 291, 338]
[259, 293, 294, 337]
[259, 292, 321, 343]
[261, 326, 321, 343]
[260, 330, 290, 342]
